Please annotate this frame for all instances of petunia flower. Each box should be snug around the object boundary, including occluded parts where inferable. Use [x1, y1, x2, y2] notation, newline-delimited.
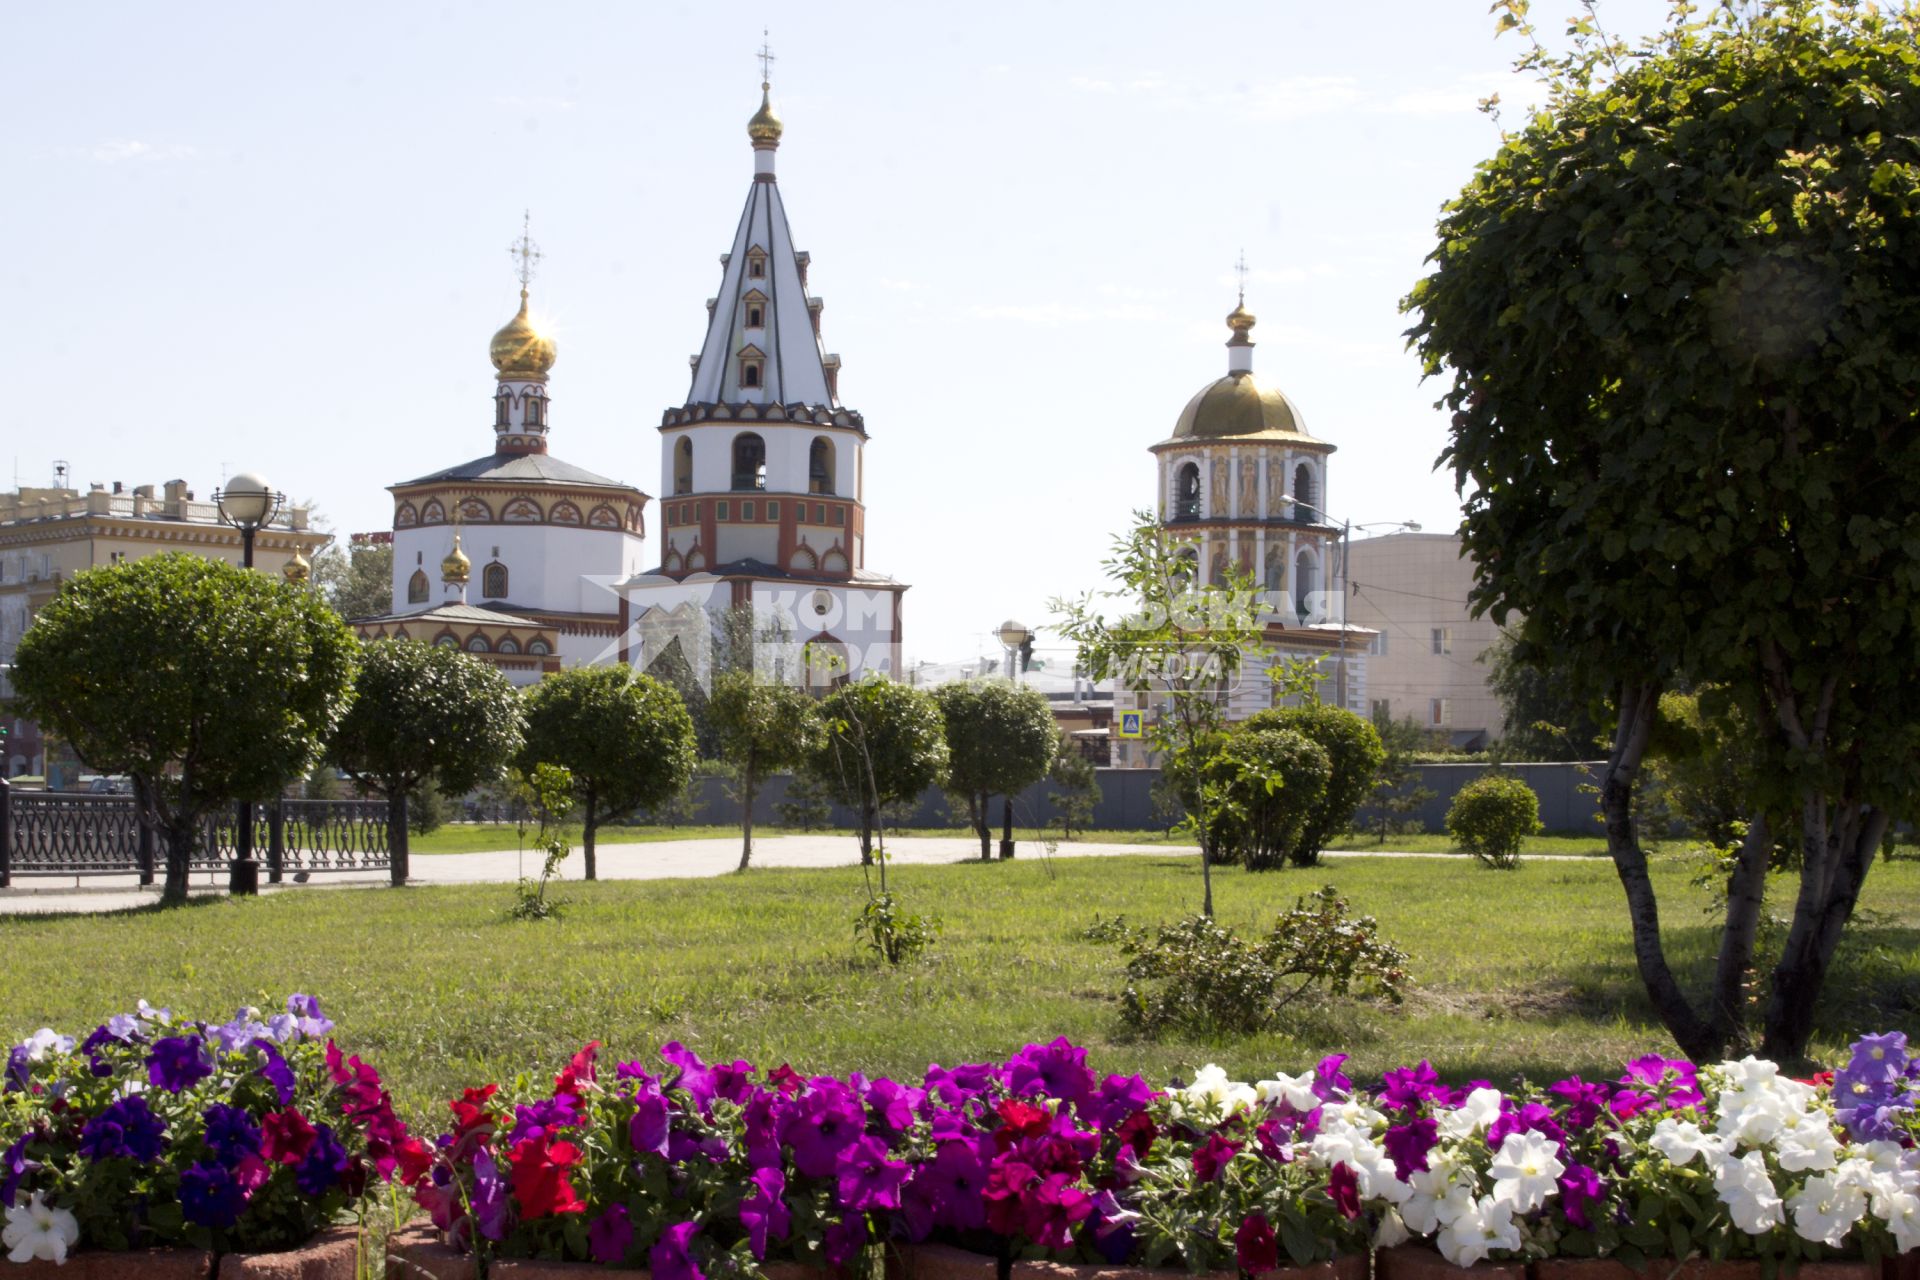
[3, 1193, 79, 1264]
[79, 1095, 168, 1164]
[741, 1165, 790, 1260]
[180, 1161, 248, 1230]
[146, 1034, 213, 1093]
[508, 1134, 584, 1219]
[588, 1203, 634, 1264]
[262, 1108, 318, 1165]
[1236, 1212, 1280, 1275]
[1, 1135, 39, 1209]
[1489, 1130, 1565, 1213]
[651, 1221, 705, 1280]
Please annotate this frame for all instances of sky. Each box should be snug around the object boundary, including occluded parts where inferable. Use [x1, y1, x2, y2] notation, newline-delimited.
[6, 0, 1677, 669]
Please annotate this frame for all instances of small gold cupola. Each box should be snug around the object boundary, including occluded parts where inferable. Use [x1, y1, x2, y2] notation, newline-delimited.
[490, 289, 557, 380]
[441, 530, 472, 585]
[282, 548, 312, 584]
[748, 83, 783, 149]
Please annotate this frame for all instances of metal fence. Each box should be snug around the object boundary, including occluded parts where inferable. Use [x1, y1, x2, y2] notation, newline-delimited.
[0, 778, 390, 886]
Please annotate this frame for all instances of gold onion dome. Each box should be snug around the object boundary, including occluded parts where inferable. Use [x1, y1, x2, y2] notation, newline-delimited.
[441, 533, 472, 584]
[1226, 301, 1256, 333]
[748, 83, 783, 146]
[282, 548, 311, 583]
[490, 290, 557, 379]
[1171, 306, 1310, 441]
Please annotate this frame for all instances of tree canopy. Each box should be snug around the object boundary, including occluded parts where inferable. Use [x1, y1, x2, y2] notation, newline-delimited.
[9, 553, 358, 903]
[702, 669, 816, 871]
[934, 680, 1058, 860]
[312, 537, 394, 621]
[809, 678, 949, 864]
[1244, 703, 1385, 866]
[1407, 0, 1920, 1058]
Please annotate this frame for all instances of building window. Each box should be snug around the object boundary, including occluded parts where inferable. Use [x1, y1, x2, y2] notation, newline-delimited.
[407, 570, 429, 604]
[482, 562, 508, 599]
[528, 639, 551, 656]
[1369, 632, 1388, 657]
[466, 636, 490, 653]
[830, 507, 845, 527]
[1372, 699, 1391, 722]
[814, 503, 826, 523]
[766, 500, 779, 521]
[1292, 462, 1317, 524]
[1431, 627, 1452, 656]
[526, 396, 543, 427]
[741, 363, 761, 388]
[732, 433, 766, 490]
[747, 252, 766, 278]
[495, 394, 509, 427]
[673, 437, 693, 495]
[747, 305, 763, 327]
[741, 501, 755, 522]
[716, 501, 730, 521]
[1430, 697, 1451, 727]
[497, 638, 520, 654]
[1294, 549, 1317, 618]
[1174, 462, 1201, 520]
[809, 437, 835, 494]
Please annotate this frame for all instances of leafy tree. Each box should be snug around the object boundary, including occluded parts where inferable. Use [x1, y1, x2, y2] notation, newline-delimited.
[519, 666, 696, 881]
[1192, 727, 1332, 871]
[774, 771, 834, 831]
[1047, 733, 1099, 840]
[10, 555, 357, 903]
[1147, 773, 1187, 837]
[1244, 703, 1385, 866]
[328, 639, 523, 885]
[1483, 631, 1609, 762]
[1053, 511, 1298, 916]
[1446, 773, 1542, 870]
[933, 680, 1057, 860]
[1408, 0, 1920, 1058]
[808, 678, 949, 867]
[644, 637, 715, 757]
[710, 670, 822, 871]
[1364, 714, 1439, 845]
[312, 536, 394, 620]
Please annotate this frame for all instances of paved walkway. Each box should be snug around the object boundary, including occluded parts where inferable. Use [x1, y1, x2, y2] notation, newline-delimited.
[0, 836, 1592, 916]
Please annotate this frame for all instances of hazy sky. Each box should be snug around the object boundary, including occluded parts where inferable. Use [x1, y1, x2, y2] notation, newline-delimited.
[8, 1, 1674, 667]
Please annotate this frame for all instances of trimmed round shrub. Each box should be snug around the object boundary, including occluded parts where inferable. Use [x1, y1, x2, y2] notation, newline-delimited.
[1201, 727, 1333, 871]
[1446, 773, 1542, 869]
[1245, 704, 1386, 867]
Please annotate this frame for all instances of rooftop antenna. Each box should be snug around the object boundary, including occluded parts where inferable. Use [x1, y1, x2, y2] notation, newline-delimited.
[757, 28, 776, 86]
[1234, 249, 1249, 306]
[509, 211, 542, 294]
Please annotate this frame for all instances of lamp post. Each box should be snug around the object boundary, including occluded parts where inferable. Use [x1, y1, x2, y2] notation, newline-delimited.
[213, 471, 284, 897]
[994, 619, 1032, 859]
[1275, 496, 1420, 712]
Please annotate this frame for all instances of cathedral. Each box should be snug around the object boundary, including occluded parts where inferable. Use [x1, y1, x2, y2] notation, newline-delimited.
[355, 77, 902, 689]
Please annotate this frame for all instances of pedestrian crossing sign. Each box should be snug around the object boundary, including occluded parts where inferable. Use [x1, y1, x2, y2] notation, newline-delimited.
[1118, 711, 1144, 738]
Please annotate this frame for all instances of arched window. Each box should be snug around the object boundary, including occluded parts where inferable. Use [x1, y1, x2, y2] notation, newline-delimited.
[497, 638, 520, 655]
[434, 634, 459, 649]
[466, 635, 490, 653]
[588, 505, 620, 528]
[394, 503, 418, 529]
[494, 392, 510, 427]
[821, 548, 849, 574]
[732, 433, 767, 491]
[407, 570, 429, 604]
[809, 437, 835, 495]
[673, 438, 693, 495]
[791, 544, 819, 571]
[1294, 548, 1318, 620]
[550, 501, 582, 526]
[482, 562, 508, 599]
[1265, 546, 1285, 594]
[1292, 463, 1317, 524]
[459, 498, 491, 524]
[1175, 462, 1202, 520]
[502, 498, 541, 523]
[421, 499, 446, 525]
[528, 639, 551, 656]
[526, 395, 543, 427]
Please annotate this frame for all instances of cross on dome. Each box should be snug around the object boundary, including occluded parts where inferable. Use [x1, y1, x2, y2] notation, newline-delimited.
[757, 29, 776, 83]
[509, 210, 543, 294]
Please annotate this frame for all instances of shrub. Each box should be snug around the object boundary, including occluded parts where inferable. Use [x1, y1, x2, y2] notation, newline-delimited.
[853, 891, 941, 965]
[1446, 773, 1542, 868]
[1244, 704, 1386, 866]
[1086, 887, 1409, 1036]
[1202, 728, 1332, 871]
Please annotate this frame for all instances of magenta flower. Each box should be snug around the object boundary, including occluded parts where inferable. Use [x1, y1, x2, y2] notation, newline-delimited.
[837, 1133, 908, 1211]
[651, 1221, 704, 1280]
[913, 1138, 988, 1231]
[588, 1204, 633, 1264]
[1558, 1163, 1606, 1230]
[741, 1166, 790, 1260]
[1488, 1101, 1564, 1150]
[1087, 1073, 1157, 1130]
[1236, 1212, 1280, 1275]
[823, 1215, 868, 1268]
[1383, 1116, 1438, 1180]
[660, 1042, 717, 1109]
[782, 1084, 864, 1178]
[1021, 1172, 1094, 1250]
[1379, 1061, 1449, 1111]
[1548, 1076, 1612, 1129]
[1327, 1161, 1362, 1220]
[1191, 1132, 1241, 1182]
[1009, 1038, 1097, 1113]
[1312, 1054, 1352, 1101]
[630, 1090, 671, 1158]
[508, 1095, 580, 1144]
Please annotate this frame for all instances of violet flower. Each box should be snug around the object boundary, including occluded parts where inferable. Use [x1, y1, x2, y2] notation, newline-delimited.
[254, 1041, 296, 1105]
[2, 1134, 42, 1208]
[1384, 1116, 1439, 1180]
[78, 1095, 167, 1163]
[180, 1160, 248, 1229]
[472, 1151, 513, 1241]
[588, 1204, 634, 1264]
[630, 1089, 672, 1158]
[651, 1221, 705, 1280]
[201, 1103, 264, 1167]
[1558, 1163, 1607, 1230]
[741, 1165, 790, 1260]
[837, 1133, 909, 1211]
[147, 1035, 214, 1093]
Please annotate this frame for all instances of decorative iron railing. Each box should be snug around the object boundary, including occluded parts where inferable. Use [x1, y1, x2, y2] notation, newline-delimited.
[0, 779, 390, 886]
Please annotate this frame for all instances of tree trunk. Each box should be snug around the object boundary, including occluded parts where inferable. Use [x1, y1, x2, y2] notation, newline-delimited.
[972, 792, 991, 860]
[738, 762, 758, 872]
[388, 789, 410, 887]
[1761, 802, 1886, 1062]
[859, 807, 874, 866]
[582, 793, 598, 882]
[1707, 813, 1772, 1054]
[159, 811, 195, 906]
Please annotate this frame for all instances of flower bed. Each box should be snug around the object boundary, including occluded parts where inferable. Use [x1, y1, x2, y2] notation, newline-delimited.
[1, 996, 415, 1273]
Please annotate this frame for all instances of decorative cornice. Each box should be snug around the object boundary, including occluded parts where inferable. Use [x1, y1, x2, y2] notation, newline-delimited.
[660, 400, 866, 436]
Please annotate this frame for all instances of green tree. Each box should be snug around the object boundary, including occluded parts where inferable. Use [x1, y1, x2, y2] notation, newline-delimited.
[328, 639, 523, 885]
[1195, 727, 1332, 871]
[1244, 703, 1385, 866]
[1408, 0, 1920, 1058]
[709, 670, 822, 871]
[773, 771, 833, 831]
[519, 666, 697, 881]
[932, 680, 1057, 860]
[1052, 511, 1293, 916]
[312, 536, 394, 620]
[1365, 714, 1439, 845]
[1047, 733, 1099, 840]
[1483, 631, 1609, 762]
[808, 678, 949, 866]
[9, 554, 358, 904]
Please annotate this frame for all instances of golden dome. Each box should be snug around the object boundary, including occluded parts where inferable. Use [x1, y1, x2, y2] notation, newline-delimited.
[282, 549, 311, 584]
[441, 533, 471, 585]
[1227, 301, 1256, 333]
[490, 290, 557, 379]
[747, 83, 783, 147]
[1171, 373, 1312, 441]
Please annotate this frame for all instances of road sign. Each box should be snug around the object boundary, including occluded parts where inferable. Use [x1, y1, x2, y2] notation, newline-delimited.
[1118, 711, 1144, 738]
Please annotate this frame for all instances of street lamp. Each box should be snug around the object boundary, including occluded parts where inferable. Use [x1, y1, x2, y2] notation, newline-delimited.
[213, 471, 285, 897]
[1274, 496, 1419, 712]
[993, 619, 1032, 859]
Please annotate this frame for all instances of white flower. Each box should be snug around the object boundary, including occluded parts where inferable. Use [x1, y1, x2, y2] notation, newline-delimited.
[1257, 1071, 1321, 1112]
[1437, 1087, 1504, 1140]
[1772, 1108, 1841, 1172]
[1650, 1117, 1728, 1166]
[1788, 1172, 1868, 1248]
[1489, 1129, 1566, 1213]
[4, 1193, 81, 1265]
[1714, 1150, 1785, 1235]
[1877, 1191, 1920, 1255]
[136, 999, 172, 1027]
[1177, 1064, 1257, 1120]
[21, 1030, 72, 1063]
[1374, 1209, 1411, 1249]
[1435, 1196, 1521, 1269]
[1403, 1158, 1477, 1235]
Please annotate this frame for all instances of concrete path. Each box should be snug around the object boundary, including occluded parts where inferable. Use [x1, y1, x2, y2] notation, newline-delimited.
[0, 835, 1594, 916]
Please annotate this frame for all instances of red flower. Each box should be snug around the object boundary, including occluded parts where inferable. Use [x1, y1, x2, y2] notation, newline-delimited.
[1115, 1110, 1157, 1157]
[768, 1064, 805, 1095]
[396, 1137, 434, 1187]
[261, 1108, 318, 1165]
[1236, 1213, 1280, 1276]
[510, 1135, 586, 1219]
[1327, 1161, 1362, 1220]
[450, 1085, 500, 1137]
[994, 1098, 1053, 1145]
[554, 1042, 601, 1097]
[982, 1158, 1039, 1237]
[1191, 1132, 1241, 1183]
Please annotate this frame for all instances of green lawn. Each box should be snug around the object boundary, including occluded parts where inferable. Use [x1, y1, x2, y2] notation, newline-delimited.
[5, 854, 1915, 1128]
[409, 823, 739, 854]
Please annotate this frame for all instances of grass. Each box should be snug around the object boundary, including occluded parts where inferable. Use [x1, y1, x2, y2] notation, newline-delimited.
[408, 824, 738, 854]
[4, 853, 1918, 1128]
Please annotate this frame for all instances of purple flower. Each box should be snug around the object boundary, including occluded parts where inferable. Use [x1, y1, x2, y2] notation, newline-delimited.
[1090, 1188, 1136, 1264]
[742, 1090, 782, 1169]
[202, 1103, 263, 1167]
[710, 1058, 756, 1106]
[293, 1123, 349, 1196]
[1313, 1053, 1352, 1102]
[865, 1077, 919, 1132]
[472, 1151, 511, 1241]
[630, 1089, 671, 1157]
[1837, 1101, 1908, 1144]
[911, 1138, 988, 1231]
[104, 1013, 142, 1042]
[741, 1166, 790, 1260]
[1488, 1101, 1564, 1151]
[837, 1133, 909, 1211]
[924, 1061, 1000, 1105]
[2, 1046, 27, 1093]
[823, 1215, 868, 1268]
[1009, 1038, 1097, 1113]
[1558, 1163, 1607, 1230]
[78, 1027, 118, 1078]
[1616, 1055, 1700, 1115]
[254, 1042, 296, 1105]
[180, 1160, 247, 1229]
[588, 1204, 633, 1264]
[651, 1221, 705, 1280]
[147, 1035, 213, 1093]
[1383, 1117, 1439, 1180]
[509, 1094, 580, 1144]
[1023, 1173, 1094, 1250]
[1086, 1073, 1157, 1130]
[783, 1083, 864, 1178]
[79, 1095, 168, 1163]
[286, 994, 333, 1040]
[1548, 1077, 1613, 1130]
[1379, 1061, 1448, 1111]
[1192, 1132, 1241, 1182]
[210, 1014, 267, 1054]
[2, 1134, 41, 1208]
[661, 1042, 717, 1109]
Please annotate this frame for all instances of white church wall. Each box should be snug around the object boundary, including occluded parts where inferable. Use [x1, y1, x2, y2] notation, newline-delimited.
[390, 523, 645, 616]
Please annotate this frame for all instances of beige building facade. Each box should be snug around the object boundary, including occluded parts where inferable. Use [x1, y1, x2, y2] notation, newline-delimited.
[0, 479, 329, 779]
[1342, 531, 1505, 747]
